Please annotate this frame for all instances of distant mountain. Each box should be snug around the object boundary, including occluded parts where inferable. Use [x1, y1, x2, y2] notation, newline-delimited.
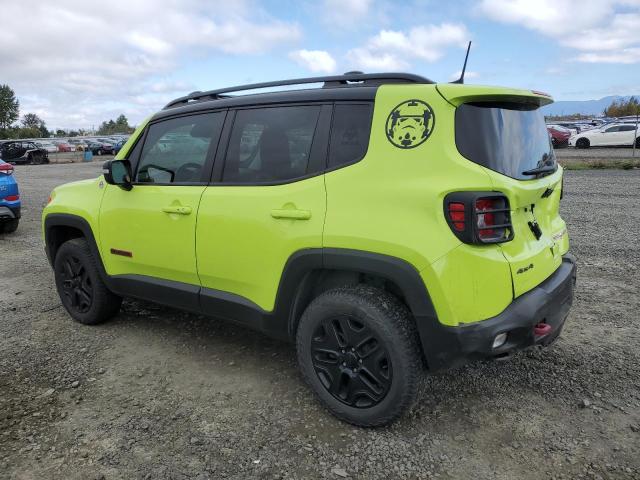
[542, 95, 638, 117]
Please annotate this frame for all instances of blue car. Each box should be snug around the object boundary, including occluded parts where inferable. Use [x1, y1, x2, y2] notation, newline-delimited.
[0, 160, 20, 233]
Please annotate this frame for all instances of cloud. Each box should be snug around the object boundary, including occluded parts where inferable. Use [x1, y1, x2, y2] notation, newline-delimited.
[0, 0, 301, 129]
[576, 48, 640, 64]
[289, 50, 337, 73]
[346, 23, 470, 70]
[478, 0, 640, 63]
[322, 0, 372, 27]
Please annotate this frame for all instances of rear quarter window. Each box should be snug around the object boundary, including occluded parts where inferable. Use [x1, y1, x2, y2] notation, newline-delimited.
[328, 103, 373, 169]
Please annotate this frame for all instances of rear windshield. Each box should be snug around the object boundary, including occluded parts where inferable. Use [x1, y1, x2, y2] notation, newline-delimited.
[455, 102, 556, 180]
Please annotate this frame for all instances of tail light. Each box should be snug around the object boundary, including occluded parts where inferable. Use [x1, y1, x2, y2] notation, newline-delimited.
[0, 163, 14, 175]
[444, 192, 513, 244]
[4, 194, 19, 201]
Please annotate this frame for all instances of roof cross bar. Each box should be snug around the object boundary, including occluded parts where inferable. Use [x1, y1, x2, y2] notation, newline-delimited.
[163, 72, 434, 109]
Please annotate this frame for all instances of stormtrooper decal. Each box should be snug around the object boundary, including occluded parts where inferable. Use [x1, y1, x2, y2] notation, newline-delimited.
[385, 99, 435, 149]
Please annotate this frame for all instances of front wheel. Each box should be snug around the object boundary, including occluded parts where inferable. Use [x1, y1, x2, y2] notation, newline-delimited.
[296, 286, 421, 427]
[576, 138, 590, 149]
[636, 137, 640, 148]
[54, 238, 122, 325]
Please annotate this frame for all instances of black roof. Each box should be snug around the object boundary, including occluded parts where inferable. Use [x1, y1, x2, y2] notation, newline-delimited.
[155, 72, 434, 120]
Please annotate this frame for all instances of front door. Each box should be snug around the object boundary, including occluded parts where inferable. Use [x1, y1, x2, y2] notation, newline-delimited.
[99, 111, 226, 286]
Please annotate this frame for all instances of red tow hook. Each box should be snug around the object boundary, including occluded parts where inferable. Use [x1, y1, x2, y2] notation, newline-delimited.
[534, 322, 552, 337]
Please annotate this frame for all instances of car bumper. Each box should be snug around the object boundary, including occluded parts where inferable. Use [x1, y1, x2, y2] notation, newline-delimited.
[419, 253, 577, 371]
[0, 204, 20, 220]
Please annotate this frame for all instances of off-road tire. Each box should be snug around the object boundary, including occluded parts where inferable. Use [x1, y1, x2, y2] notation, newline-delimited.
[54, 238, 122, 325]
[0, 219, 19, 234]
[576, 138, 590, 149]
[296, 285, 421, 427]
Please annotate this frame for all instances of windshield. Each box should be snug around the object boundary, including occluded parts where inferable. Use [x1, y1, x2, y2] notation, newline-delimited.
[456, 102, 557, 180]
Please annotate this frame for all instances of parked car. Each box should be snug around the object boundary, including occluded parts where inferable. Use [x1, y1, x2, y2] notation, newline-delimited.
[0, 160, 20, 233]
[547, 125, 571, 147]
[43, 72, 575, 427]
[51, 140, 73, 152]
[35, 141, 59, 154]
[112, 139, 128, 155]
[0, 141, 49, 164]
[67, 139, 91, 151]
[548, 124, 577, 136]
[569, 123, 640, 148]
[87, 141, 114, 156]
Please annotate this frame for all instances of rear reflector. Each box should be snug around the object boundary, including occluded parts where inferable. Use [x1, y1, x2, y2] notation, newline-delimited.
[448, 202, 465, 231]
[4, 195, 19, 201]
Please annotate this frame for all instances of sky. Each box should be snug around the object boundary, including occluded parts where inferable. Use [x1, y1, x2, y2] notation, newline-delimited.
[1, 0, 640, 130]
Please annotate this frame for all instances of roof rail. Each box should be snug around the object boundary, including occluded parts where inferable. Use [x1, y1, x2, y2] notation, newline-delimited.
[163, 72, 434, 109]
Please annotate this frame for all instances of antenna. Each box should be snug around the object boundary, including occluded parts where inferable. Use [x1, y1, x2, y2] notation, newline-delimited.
[451, 41, 472, 84]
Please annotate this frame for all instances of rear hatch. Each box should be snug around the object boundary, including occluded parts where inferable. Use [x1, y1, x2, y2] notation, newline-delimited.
[439, 85, 567, 298]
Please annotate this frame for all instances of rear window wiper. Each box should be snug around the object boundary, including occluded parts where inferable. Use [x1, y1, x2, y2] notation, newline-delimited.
[521, 165, 557, 176]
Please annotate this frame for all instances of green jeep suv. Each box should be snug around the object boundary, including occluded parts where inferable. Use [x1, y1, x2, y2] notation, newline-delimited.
[43, 72, 576, 426]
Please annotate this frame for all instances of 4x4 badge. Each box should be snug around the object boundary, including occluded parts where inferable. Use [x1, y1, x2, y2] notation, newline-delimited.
[385, 99, 435, 149]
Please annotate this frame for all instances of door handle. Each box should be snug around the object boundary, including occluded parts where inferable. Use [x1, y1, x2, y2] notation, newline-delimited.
[162, 205, 192, 215]
[270, 209, 311, 220]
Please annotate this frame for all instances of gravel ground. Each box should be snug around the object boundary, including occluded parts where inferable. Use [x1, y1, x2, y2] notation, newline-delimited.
[1, 162, 639, 480]
[555, 147, 639, 159]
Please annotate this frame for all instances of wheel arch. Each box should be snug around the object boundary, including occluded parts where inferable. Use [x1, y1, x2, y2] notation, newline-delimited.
[44, 214, 103, 274]
[276, 248, 439, 362]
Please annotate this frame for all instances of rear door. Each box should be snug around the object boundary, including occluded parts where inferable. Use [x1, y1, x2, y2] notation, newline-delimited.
[618, 124, 638, 145]
[453, 98, 567, 297]
[196, 104, 330, 313]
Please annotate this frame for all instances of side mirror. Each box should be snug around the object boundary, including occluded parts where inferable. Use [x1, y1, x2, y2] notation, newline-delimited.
[103, 160, 133, 191]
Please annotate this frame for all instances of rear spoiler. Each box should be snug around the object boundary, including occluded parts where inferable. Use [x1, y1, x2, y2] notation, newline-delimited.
[436, 84, 554, 108]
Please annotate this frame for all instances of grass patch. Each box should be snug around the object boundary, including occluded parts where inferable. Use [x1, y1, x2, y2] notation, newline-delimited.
[560, 159, 640, 170]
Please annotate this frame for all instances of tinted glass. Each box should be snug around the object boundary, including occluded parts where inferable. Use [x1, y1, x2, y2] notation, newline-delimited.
[135, 112, 224, 184]
[222, 105, 321, 183]
[604, 126, 619, 133]
[620, 125, 637, 131]
[328, 104, 372, 168]
[456, 102, 556, 180]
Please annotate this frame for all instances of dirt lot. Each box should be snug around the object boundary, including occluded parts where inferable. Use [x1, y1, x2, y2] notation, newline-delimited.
[1, 162, 639, 480]
[555, 147, 639, 160]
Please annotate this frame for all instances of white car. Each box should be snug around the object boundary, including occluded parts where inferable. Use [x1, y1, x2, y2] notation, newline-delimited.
[34, 141, 59, 153]
[569, 123, 639, 148]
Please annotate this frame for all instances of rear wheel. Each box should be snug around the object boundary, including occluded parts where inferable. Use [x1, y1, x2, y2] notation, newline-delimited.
[296, 286, 421, 427]
[0, 219, 19, 234]
[576, 138, 590, 149]
[54, 238, 122, 325]
[636, 137, 640, 148]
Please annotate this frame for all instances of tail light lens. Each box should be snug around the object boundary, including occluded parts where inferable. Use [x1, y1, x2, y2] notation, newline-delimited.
[444, 192, 513, 244]
[4, 194, 19, 201]
[0, 163, 14, 175]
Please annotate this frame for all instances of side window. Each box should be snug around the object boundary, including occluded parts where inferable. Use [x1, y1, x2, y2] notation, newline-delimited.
[328, 103, 373, 169]
[604, 126, 619, 133]
[135, 112, 224, 184]
[222, 105, 321, 184]
[620, 125, 637, 131]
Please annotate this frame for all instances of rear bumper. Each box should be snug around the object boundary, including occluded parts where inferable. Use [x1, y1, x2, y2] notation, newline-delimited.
[0, 205, 20, 220]
[419, 253, 577, 371]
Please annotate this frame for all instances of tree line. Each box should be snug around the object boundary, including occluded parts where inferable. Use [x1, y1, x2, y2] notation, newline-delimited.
[0, 83, 135, 140]
[603, 96, 640, 117]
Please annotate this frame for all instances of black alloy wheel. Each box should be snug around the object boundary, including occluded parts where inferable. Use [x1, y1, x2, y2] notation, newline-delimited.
[311, 315, 392, 408]
[58, 254, 93, 314]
